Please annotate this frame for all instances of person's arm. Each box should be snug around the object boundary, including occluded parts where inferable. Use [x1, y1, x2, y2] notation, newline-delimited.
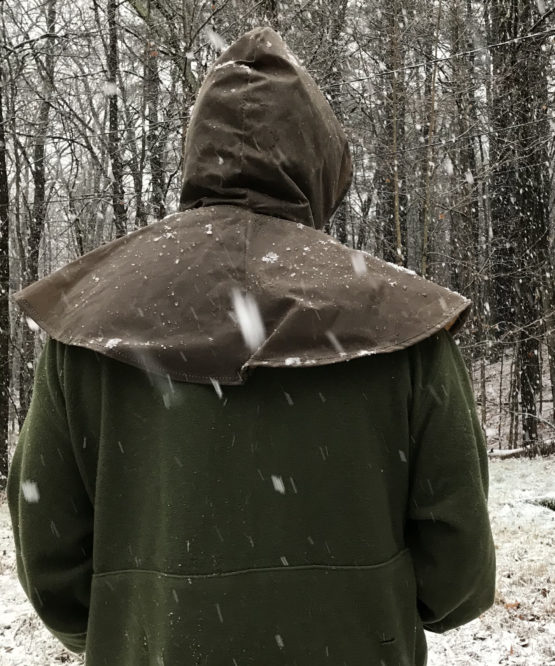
[7, 338, 92, 653]
[406, 330, 496, 633]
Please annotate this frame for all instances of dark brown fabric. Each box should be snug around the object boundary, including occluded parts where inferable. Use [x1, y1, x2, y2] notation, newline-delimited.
[179, 27, 352, 229]
[13, 28, 470, 385]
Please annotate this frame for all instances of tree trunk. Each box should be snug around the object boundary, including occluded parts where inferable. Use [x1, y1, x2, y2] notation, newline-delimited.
[0, 64, 9, 488]
[420, 0, 442, 277]
[107, 0, 127, 237]
[487, 0, 551, 445]
[19, 0, 57, 423]
[324, 0, 349, 243]
[146, 38, 166, 221]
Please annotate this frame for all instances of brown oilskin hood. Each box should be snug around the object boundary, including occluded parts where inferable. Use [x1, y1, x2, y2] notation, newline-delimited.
[13, 28, 470, 385]
[179, 27, 352, 229]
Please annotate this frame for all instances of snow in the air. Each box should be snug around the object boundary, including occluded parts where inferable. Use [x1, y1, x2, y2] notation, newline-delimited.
[271, 475, 286, 494]
[210, 378, 223, 399]
[204, 27, 227, 52]
[25, 318, 39, 332]
[231, 289, 266, 352]
[325, 331, 346, 354]
[350, 252, 368, 275]
[101, 81, 118, 97]
[20, 481, 39, 503]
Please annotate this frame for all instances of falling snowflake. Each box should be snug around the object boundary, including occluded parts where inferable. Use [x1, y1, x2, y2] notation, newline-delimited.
[231, 289, 266, 352]
[102, 81, 118, 97]
[271, 475, 286, 494]
[351, 252, 368, 275]
[205, 27, 227, 52]
[21, 480, 40, 503]
[215, 603, 224, 623]
[325, 331, 345, 355]
[210, 378, 223, 399]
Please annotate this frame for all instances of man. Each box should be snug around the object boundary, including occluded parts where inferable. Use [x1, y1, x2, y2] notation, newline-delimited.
[9, 27, 495, 665]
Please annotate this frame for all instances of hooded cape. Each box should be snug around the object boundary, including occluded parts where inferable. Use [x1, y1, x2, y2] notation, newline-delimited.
[13, 27, 470, 385]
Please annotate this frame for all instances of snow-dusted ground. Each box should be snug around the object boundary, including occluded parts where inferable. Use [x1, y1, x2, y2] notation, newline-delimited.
[427, 456, 555, 666]
[0, 457, 553, 666]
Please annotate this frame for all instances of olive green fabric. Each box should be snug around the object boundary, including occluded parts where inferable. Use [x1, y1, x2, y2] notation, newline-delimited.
[8, 331, 495, 665]
[12, 27, 470, 385]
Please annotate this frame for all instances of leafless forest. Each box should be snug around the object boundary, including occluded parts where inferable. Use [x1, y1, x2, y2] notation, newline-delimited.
[0, 0, 554, 488]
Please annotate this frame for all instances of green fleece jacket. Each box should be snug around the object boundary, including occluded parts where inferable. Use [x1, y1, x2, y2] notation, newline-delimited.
[8, 330, 495, 665]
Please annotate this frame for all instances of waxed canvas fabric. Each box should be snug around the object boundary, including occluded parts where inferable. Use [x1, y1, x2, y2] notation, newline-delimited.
[12, 28, 470, 385]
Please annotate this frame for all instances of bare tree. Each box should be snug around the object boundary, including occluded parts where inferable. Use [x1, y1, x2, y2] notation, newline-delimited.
[0, 61, 9, 488]
[487, 0, 552, 445]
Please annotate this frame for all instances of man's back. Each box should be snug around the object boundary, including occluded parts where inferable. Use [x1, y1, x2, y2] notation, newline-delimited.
[9, 330, 494, 665]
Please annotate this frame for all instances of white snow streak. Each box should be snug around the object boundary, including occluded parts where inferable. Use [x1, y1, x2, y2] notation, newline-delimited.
[231, 289, 266, 352]
[271, 475, 286, 494]
[102, 81, 118, 97]
[21, 481, 40, 503]
[205, 27, 227, 52]
[350, 252, 368, 275]
[325, 331, 345, 355]
[25, 318, 40, 332]
[210, 378, 223, 399]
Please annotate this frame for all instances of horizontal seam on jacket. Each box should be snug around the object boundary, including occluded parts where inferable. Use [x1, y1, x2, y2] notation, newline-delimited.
[94, 549, 409, 580]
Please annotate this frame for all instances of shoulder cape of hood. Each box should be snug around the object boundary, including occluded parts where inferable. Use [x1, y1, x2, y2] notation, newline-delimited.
[14, 206, 470, 385]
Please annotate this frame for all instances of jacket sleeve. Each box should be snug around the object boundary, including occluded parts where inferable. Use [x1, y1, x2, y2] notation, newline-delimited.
[7, 338, 92, 653]
[406, 330, 496, 633]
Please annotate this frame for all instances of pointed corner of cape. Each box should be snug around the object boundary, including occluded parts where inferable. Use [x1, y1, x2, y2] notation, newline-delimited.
[445, 296, 472, 336]
[11, 279, 65, 345]
[12, 285, 39, 324]
[416, 282, 471, 343]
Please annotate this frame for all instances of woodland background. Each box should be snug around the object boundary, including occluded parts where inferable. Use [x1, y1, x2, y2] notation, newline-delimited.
[0, 0, 554, 488]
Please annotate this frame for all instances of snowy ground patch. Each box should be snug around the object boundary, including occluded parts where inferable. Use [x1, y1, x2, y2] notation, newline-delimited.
[427, 456, 554, 666]
[0, 497, 84, 665]
[0, 456, 553, 665]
